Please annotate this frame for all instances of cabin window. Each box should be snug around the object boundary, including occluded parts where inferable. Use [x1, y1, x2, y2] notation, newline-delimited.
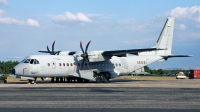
[63, 63, 65, 66]
[116, 63, 118, 66]
[119, 63, 121, 66]
[48, 63, 50, 66]
[59, 63, 62, 66]
[67, 63, 69, 66]
[70, 63, 73, 66]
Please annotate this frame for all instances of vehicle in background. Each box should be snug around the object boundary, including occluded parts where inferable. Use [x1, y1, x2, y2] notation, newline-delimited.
[189, 69, 200, 79]
[176, 71, 186, 79]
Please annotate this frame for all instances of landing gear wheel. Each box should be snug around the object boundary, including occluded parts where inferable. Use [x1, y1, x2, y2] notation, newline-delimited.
[96, 76, 102, 83]
[28, 80, 35, 84]
[102, 76, 109, 83]
[4, 80, 7, 84]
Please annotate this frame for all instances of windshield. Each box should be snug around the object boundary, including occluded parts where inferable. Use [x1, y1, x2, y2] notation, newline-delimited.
[21, 58, 40, 64]
[24, 59, 30, 63]
[30, 59, 40, 64]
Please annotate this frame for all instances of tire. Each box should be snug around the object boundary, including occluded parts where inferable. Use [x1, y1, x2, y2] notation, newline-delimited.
[4, 80, 7, 84]
[29, 80, 35, 84]
[102, 76, 109, 83]
[96, 76, 102, 83]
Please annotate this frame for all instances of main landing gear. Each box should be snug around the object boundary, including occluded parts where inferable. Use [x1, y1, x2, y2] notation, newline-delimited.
[95, 73, 110, 83]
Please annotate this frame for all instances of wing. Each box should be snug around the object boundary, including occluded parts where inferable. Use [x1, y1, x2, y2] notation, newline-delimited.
[102, 48, 164, 56]
[38, 51, 50, 53]
[38, 51, 76, 55]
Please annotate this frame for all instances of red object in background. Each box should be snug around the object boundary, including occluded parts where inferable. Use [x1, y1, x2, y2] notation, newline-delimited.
[189, 70, 200, 79]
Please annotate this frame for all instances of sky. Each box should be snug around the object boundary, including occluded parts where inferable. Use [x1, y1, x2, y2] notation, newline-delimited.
[0, 0, 200, 69]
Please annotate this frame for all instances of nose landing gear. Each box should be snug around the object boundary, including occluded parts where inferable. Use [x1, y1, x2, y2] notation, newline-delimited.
[28, 80, 35, 84]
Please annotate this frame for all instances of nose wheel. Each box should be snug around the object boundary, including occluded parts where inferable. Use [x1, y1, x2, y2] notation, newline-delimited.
[28, 80, 35, 84]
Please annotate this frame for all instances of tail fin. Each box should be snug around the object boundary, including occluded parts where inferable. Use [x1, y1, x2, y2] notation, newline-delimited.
[155, 17, 174, 55]
[139, 17, 175, 56]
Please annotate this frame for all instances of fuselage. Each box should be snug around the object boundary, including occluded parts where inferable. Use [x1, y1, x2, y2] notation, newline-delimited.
[13, 55, 163, 80]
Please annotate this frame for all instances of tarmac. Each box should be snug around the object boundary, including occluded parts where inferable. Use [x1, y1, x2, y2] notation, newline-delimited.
[0, 79, 199, 112]
[0, 78, 200, 88]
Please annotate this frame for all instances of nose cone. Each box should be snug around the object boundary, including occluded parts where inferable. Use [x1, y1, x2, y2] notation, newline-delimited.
[11, 68, 15, 74]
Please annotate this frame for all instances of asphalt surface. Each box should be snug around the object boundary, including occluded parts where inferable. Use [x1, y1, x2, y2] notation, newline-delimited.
[0, 79, 200, 112]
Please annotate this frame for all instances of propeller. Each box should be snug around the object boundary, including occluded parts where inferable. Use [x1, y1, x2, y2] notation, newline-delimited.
[46, 40, 61, 55]
[80, 40, 91, 70]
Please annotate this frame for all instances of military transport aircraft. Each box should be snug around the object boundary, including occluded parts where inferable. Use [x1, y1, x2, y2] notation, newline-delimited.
[11, 17, 192, 84]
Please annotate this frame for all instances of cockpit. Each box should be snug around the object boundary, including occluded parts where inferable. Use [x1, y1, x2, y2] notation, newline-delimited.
[21, 59, 40, 64]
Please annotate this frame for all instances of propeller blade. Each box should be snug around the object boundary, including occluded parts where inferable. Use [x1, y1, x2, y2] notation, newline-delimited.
[52, 40, 56, 55]
[80, 59, 85, 70]
[80, 41, 84, 53]
[47, 46, 52, 55]
[79, 40, 91, 70]
[85, 58, 90, 70]
[85, 40, 91, 53]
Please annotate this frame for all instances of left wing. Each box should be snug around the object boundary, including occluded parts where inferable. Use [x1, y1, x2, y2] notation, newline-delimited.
[102, 48, 164, 57]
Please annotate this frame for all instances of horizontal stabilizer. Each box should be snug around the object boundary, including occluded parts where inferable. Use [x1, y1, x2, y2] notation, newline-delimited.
[162, 55, 193, 58]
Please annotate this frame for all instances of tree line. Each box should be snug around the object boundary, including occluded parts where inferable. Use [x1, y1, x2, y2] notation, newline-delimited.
[0, 61, 19, 74]
[144, 66, 189, 76]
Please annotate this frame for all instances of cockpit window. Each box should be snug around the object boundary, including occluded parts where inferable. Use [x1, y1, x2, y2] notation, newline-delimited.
[22, 59, 40, 64]
[21, 59, 26, 63]
[30, 59, 34, 64]
[34, 59, 39, 64]
[24, 59, 30, 63]
[30, 59, 40, 64]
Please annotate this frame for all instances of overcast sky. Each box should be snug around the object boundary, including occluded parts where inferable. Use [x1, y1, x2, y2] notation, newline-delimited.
[0, 0, 200, 69]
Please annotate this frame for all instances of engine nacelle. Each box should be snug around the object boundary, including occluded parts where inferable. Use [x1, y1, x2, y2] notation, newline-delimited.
[87, 51, 110, 62]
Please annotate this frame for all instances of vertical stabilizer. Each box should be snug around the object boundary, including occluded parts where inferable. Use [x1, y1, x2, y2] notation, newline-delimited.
[155, 17, 174, 55]
[139, 17, 175, 56]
